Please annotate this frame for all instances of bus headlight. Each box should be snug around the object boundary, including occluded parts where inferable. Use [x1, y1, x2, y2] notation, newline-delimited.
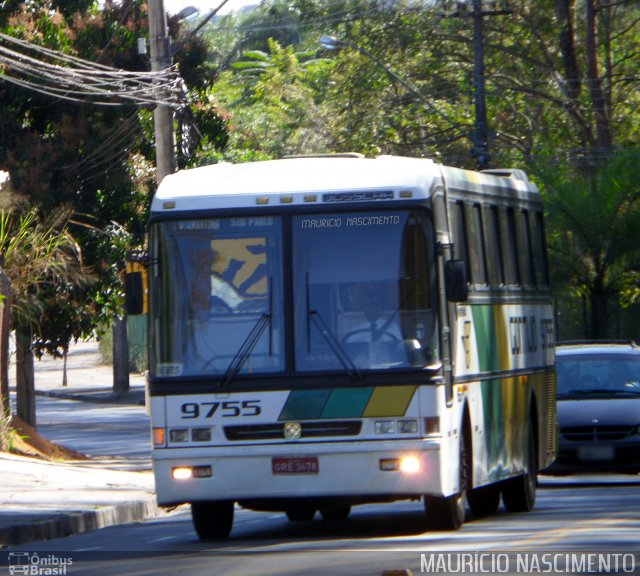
[375, 420, 396, 434]
[172, 466, 212, 480]
[172, 467, 193, 480]
[398, 419, 418, 434]
[400, 455, 420, 474]
[374, 419, 418, 434]
[379, 455, 421, 474]
[169, 429, 190, 443]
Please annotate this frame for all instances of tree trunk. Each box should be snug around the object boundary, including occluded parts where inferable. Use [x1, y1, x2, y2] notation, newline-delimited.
[589, 272, 610, 340]
[113, 317, 130, 394]
[555, 0, 581, 101]
[15, 323, 36, 429]
[62, 344, 68, 387]
[585, 0, 612, 151]
[0, 270, 12, 417]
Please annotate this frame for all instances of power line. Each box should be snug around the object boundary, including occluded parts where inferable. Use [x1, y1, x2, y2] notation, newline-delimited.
[0, 32, 186, 108]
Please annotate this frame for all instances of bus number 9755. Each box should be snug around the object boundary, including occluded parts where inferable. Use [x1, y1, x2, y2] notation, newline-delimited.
[180, 400, 262, 419]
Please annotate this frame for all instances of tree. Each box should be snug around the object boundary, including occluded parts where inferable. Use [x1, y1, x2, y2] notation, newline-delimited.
[244, 0, 640, 338]
[540, 150, 640, 338]
[0, 208, 88, 427]
[0, 0, 230, 401]
[214, 38, 333, 158]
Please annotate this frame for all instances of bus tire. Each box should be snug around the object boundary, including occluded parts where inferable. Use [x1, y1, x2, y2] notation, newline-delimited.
[468, 484, 501, 517]
[502, 425, 537, 513]
[424, 493, 465, 530]
[285, 506, 316, 522]
[424, 426, 469, 530]
[319, 503, 351, 522]
[191, 501, 234, 540]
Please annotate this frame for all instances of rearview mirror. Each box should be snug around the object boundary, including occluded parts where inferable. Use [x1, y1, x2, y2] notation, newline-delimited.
[125, 271, 145, 315]
[445, 260, 468, 302]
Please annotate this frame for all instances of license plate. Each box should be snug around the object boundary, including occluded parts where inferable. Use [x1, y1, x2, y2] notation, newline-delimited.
[578, 446, 615, 462]
[272, 456, 319, 475]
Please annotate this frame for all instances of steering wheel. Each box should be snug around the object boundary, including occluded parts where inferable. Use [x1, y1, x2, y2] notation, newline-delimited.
[341, 327, 399, 343]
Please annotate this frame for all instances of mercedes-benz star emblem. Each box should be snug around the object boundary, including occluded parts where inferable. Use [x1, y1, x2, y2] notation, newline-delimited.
[283, 422, 302, 440]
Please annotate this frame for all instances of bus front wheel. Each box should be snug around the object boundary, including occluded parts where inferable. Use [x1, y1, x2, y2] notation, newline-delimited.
[191, 500, 234, 540]
[424, 429, 469, 530]
[502, 425, 537, 513]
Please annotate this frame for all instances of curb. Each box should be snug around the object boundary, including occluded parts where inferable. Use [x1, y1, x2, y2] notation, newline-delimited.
[35, 389, 146, 406]
[0, 497, 159, 547]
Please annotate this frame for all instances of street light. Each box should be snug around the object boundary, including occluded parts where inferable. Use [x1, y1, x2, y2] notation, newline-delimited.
[172, 0, 231, 55]
[176, 6, 199, 20]
[319, 35, 478, 166]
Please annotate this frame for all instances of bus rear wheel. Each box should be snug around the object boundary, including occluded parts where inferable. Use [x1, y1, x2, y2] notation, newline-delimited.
[192, 501, 234, 540]
[319, 503, 351, 522]
[468, 484, 501, 517]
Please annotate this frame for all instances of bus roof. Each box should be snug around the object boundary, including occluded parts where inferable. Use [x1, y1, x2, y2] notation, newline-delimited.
[151, 155, 538, 214]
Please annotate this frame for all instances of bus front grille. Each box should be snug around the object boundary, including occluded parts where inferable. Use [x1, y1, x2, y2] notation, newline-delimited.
[224, 420, 362, 441]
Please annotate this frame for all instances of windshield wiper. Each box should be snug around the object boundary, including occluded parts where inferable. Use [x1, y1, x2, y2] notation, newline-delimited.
[309, 309, 363, 382]
[217, 278, 273, 388]
[217, 312, 272, 388]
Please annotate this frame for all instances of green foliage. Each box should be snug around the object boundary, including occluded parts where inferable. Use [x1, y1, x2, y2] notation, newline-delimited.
[1, 0, 640, 343]
[211, 38, 332, 158]
[210, 0, 640, 339]
[0, 0, 228, 355]
[0, 207, 89, 331]
[537, 148, 640, 337]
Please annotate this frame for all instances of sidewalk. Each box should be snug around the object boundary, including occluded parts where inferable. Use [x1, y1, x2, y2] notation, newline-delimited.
[1, 340, 158, 547]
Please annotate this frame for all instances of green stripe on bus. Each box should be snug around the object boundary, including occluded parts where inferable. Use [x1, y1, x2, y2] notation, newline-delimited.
[481, 378, 505, 481]
[278, 389, 331, 420]
[321, 387, 374, 418]
[278, 385, 416, 420]
[472, 305, 500, 372]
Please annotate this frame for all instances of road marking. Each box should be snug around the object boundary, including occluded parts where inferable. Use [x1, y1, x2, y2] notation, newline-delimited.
[496, 513, 633, 548]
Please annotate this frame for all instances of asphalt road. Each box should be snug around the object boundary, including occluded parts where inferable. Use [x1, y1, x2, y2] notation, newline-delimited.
[11, 395, 640, 575]
[4, 474, 639, 575]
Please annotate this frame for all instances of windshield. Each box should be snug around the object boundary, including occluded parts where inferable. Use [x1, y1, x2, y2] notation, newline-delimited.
[149, 209, 439, 380]
[557, 353, 640, 397]
[292, 210, 438, 372]
[149, 217, 284, 378]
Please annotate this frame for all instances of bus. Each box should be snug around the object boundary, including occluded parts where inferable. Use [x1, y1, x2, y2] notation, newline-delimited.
[126, 154, 556, 539]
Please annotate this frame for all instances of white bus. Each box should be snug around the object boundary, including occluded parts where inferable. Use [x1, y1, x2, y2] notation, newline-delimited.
[127, 154, 556, 538]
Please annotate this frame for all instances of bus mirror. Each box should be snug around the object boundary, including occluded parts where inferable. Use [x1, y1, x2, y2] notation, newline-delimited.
[125, 250, 148, 315]
[445, 260, 468, 302]
[125, 271, 145, 315]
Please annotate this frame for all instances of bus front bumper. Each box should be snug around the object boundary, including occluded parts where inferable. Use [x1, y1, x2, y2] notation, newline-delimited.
[152, 439, 447, 506]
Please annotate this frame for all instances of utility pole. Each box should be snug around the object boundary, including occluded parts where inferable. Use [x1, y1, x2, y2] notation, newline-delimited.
[472, 0, 489, 169]
[112, 0, 176, 395]
[448, 0, 510, 170]
[148, 0, 177, 183]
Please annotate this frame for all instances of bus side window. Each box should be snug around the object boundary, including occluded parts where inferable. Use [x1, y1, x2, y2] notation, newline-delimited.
[483, 205, 504, 287]
[500, 207, 520, 286]
[530, 211, 550, 289]
[515, 209, 535, 288]
[450, 201, 470, 279]
[465, 202, 487, 286]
